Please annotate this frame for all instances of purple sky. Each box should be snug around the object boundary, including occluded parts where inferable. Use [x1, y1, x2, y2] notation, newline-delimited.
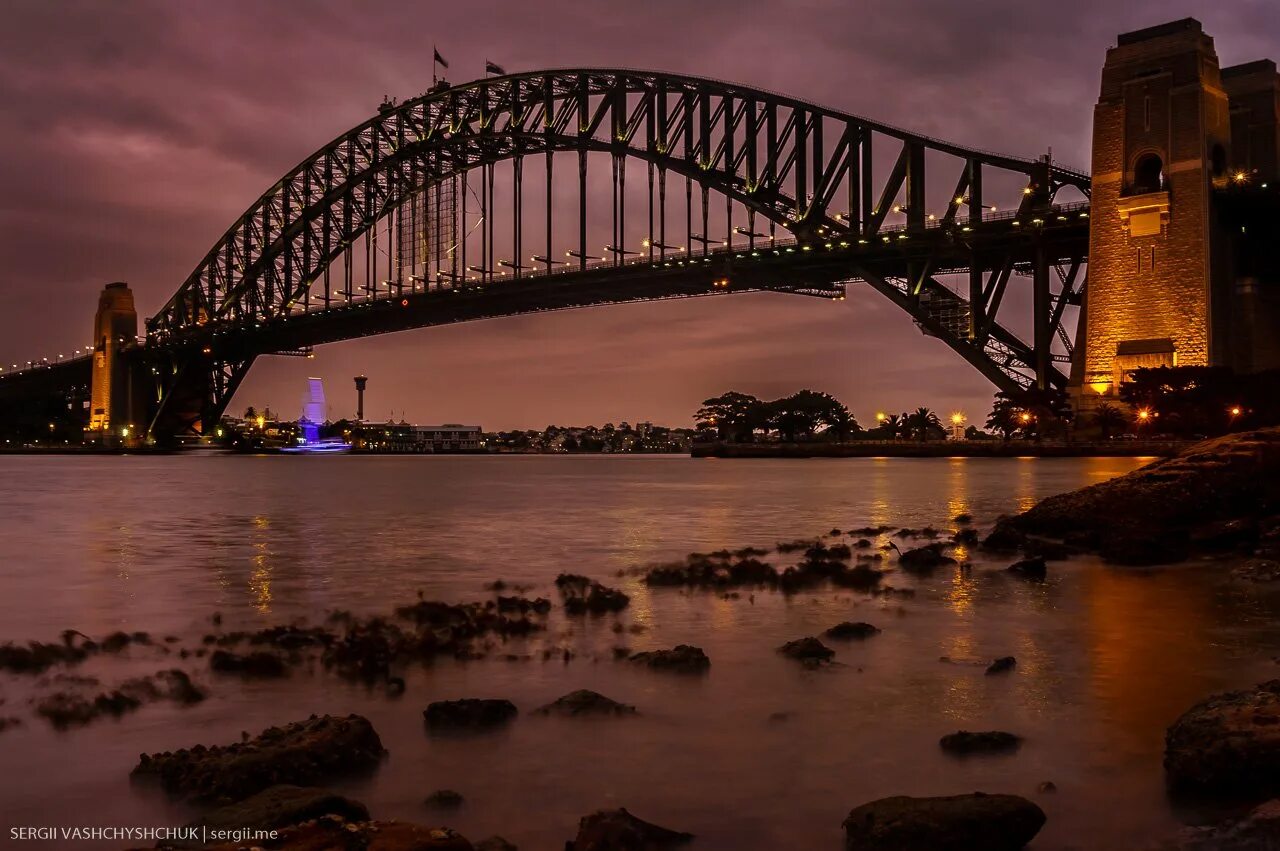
[2, 1, 1277, 429]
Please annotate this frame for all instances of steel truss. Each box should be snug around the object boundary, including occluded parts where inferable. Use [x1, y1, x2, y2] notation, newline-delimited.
[140, 69, 1090, 437]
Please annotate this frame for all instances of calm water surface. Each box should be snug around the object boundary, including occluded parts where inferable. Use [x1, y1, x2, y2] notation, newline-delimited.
[2, 455, 1279, 850]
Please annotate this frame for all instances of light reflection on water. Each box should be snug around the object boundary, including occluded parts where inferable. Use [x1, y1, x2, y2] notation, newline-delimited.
[1, 454, 1279, 850]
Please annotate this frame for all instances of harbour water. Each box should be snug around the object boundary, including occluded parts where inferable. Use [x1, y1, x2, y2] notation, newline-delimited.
[2, 454, 1279, 849]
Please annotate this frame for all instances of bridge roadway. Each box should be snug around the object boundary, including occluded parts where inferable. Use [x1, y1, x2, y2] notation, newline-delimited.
[156, 202, 1089, 359]
[0, 201, 1089, 425]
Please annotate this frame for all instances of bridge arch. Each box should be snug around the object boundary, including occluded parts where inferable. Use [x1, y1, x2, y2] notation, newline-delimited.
[143, 70, 1091, 437]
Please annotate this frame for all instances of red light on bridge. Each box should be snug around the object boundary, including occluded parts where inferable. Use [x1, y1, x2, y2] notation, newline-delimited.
[401, 298, 409, 307]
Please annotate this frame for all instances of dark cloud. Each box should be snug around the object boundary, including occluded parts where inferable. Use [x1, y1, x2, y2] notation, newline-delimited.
[1, 0, 1275, 427]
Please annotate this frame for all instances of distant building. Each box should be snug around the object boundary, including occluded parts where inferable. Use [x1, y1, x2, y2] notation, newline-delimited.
[351, 420, 483, 452]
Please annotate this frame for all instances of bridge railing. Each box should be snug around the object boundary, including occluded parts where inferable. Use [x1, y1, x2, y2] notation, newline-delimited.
[277, 200, 1090, 318]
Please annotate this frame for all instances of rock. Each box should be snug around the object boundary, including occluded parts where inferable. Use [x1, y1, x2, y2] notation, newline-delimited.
[424, 698, 518, 731]
[184, 785, 369, 843]
[897, 544, 956, 573]
[989, 430, 1280, 565]
[567, 808, 692, 850]
[824, 622, 881, 640]
[954, 514, 973, 524]
[559, 577, 631, 615]
[628, 645, 710, 673]
[1165, 680, 1280, 796]
[424, 789, 464, 808]
[980, 524, 1025, 553]
[842, 793, 1046, 851]
[1006, 557, 1047, 580]
[1171, 798, 1280, 850]
[209, 649, 288, 678]
[939, 731, 1023, 756]
[778, 637, 835, 664]
[35, 669, 204, 728]
[475, 837, 518, 851]
[952, 528, 980, 546]
[0, 638, 92, 674]
[133, 714, 385, 802]
[986, 656, 1017, 675]
[533, 690, 637, 717]
[1036, 781, 1056, 794]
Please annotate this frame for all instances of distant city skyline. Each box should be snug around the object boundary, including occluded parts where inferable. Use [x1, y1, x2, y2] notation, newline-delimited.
[2, 1, 1278, 429]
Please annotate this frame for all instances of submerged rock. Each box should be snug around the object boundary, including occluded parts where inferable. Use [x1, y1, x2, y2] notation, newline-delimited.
[209, 649, 288, 678]
[567, 808, 693, 850]
[897, 544, 957, 573]
[133, 713, 385, 802]
[823, 622, 881, 640]
[35, 669, 204, 728]
[424, 698, 518, 731]
[778, 637, 835, 664]
[939, 731, 1023, 756]
[627, 645, 710, 673]
[557, 574, 631, 615]
[985, 656, 1017, 675]
[424, 789, 465, 809]
[533, 690, 637, 717]
[1165, 680, 1280, 797]
[842, 793, 1046, 851]
[1006, 557, 1047, 580]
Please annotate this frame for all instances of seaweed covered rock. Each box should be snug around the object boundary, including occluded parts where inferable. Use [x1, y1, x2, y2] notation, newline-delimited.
[939, 731, 1023, 756]
[778, 637, 834, 664]
[533, 690, 637, 717]
[133, 714, 385, 802]
[423, 698, 518, 731]
[627, 645, 710, 673]
[824, 622, 881, 640]
[842, 793, 1045, 851]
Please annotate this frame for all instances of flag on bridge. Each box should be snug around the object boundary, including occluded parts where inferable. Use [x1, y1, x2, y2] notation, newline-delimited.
[485, 60, 506, 76]
[433, 47, 449, 70]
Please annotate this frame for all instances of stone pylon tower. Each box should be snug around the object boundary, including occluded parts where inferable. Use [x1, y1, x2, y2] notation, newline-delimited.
[1076, 19, 1233, 403]
[88, 282, 139, 441]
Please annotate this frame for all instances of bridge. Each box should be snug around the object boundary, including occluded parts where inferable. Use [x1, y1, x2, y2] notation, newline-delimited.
[2, 18, 1277, 444]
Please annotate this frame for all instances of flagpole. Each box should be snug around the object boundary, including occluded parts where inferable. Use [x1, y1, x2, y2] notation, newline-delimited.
[432, 43, 437, 85]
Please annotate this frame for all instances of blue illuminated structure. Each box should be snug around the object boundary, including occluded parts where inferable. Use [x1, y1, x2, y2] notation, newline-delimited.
[283, 377, 351, 454]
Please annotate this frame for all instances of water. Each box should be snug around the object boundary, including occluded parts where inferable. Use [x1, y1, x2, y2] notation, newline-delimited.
[2, 454, 1280, 850]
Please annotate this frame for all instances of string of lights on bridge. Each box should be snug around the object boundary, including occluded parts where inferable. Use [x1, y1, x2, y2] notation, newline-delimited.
[0, 181, 1104, 380]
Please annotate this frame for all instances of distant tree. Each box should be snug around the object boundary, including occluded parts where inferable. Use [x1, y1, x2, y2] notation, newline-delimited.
[768, 390, 837, 442]
[986, 393, 1022, 442]
[243, 405, 257, 421]
[882, 413, 904, 439]
[1013, 387, 1074, 441]
[824, 405, 861, 442]
[695, 391, 765, 442]
[903, 407, 943, 442]
[1092, 403, 1127, 440]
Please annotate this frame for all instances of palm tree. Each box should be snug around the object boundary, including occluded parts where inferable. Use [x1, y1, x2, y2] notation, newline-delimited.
[1092, 403, 1127, 440]
[882, 413, 904, 439]
[986, 395, 1021, 442]
[904, 407, 943, 442]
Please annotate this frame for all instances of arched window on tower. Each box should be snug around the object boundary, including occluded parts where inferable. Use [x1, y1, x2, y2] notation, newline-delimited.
[1133, 153, 1165, 194]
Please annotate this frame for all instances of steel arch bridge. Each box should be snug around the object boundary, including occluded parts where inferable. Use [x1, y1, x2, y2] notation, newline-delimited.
[1, 68, 1093, 440]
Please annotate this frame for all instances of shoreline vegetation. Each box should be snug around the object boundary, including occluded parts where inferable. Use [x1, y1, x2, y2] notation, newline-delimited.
[3, 433, 1280, 848]
[691, 439, 1188, 458]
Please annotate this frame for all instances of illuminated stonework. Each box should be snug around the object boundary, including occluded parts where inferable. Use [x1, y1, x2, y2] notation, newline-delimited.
[1079, 19, 1231, 398]
[88, 282, 138, 439]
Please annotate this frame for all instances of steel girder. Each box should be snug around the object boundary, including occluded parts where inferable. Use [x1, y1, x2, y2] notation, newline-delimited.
[138, 70, 1091, 435]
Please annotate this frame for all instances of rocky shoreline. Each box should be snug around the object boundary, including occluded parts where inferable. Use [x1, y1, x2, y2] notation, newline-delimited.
[7, 433, 1280, 848]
